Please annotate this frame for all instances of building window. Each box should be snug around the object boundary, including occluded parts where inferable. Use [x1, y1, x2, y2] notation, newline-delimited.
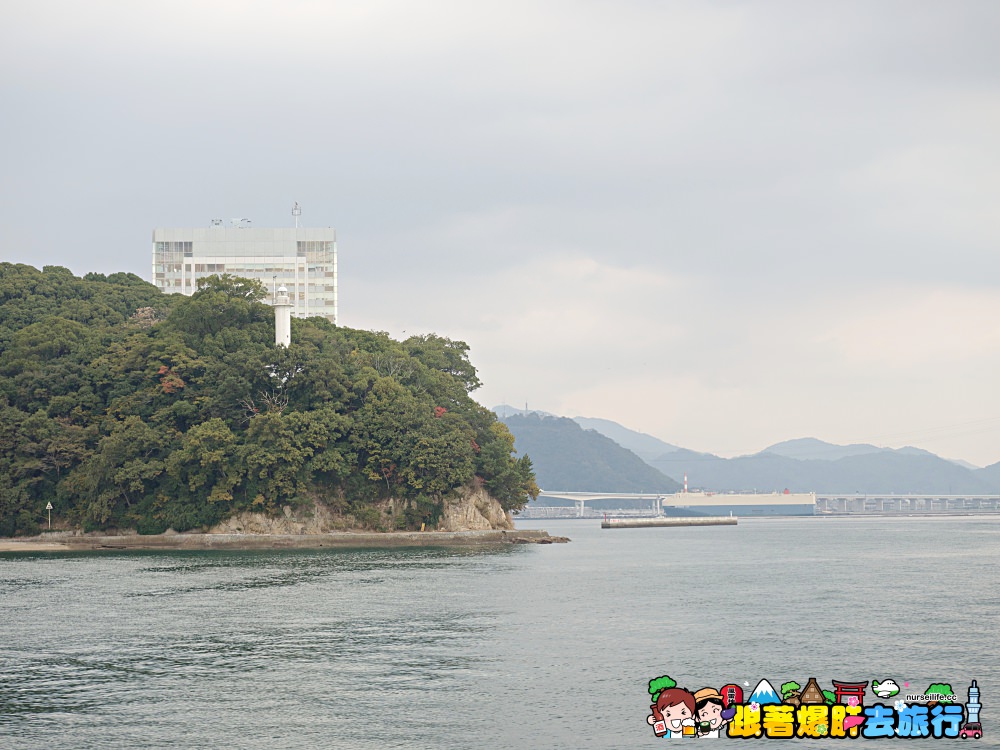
[297, 241, 334, 259]
[156, 241, 193, 255]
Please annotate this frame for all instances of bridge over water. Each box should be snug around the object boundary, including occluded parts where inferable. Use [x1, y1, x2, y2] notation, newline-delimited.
[816, 494, 1000, 514]
[521, 491, 1000, 518]
[528, 491, 676, 517]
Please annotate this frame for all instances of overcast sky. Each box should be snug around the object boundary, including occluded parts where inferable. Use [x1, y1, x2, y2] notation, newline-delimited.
[2, 1, 999, 466]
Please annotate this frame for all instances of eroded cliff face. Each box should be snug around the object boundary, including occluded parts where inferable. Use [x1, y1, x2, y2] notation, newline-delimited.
[437, 485, 514, 531]
[209, 502, 342, 535]
[208, 485, 514, 534]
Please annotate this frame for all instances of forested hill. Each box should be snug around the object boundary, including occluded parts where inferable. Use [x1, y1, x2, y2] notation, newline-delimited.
[499, 413, 682, 493]
[0, 263, 537, 536]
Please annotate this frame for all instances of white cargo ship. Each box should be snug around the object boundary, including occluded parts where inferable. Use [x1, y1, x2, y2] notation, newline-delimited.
[664, 491, 815, 517]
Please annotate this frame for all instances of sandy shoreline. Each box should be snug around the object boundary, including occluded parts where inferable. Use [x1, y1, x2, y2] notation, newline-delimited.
[0, 528, 568, 553]
[0, 541, 72, 552]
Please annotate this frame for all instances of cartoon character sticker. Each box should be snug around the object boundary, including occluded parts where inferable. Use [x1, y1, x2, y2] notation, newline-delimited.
[647, 676, 697, 738]
[694, 687, 737, 737]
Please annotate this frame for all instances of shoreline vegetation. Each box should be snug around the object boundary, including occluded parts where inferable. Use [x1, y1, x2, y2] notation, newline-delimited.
[0, 528, 569, 552]
[0, 265, 541, 540]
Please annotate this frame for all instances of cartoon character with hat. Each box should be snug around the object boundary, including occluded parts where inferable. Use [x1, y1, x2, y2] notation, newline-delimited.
[694, 687, 737, 737]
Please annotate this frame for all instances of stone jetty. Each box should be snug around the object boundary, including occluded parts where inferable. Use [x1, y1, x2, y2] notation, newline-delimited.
[601, 517, 737, 529]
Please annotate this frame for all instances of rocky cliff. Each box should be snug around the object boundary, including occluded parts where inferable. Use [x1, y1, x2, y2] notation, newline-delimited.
[437, 485, 514, 531]
[210, 485, 514, 535]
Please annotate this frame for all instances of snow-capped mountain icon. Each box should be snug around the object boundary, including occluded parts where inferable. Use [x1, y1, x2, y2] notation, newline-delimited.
[748, 679, 782, 705]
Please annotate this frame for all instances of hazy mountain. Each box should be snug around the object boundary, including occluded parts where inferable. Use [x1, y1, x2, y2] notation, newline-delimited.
[763, 437, 883, 462]
[648, 449, 808, 492]
[895, 446, 944, 459]
[977, 461, 1000, 492]
[763, 438, 986, 474]
[492, 408, 680, 459]
[571, 416, 680, 461]
[494, 407, 999, 495]
[948, 457, 982, 471]
[818, 451, 995, 494]
[650, 448, 996, 495]
[498, 413, 682, 493]
[492, 404, 556, 418]
[892, 447, 979, 471]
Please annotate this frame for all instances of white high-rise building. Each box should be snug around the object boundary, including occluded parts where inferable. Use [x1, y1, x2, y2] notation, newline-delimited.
[151, 217, 337, 323]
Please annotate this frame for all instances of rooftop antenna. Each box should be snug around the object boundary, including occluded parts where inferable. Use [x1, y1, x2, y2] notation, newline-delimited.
[292, 202, 302, 228]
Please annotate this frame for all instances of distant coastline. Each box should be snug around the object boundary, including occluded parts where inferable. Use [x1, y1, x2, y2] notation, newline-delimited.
[0, 529, 568, 553]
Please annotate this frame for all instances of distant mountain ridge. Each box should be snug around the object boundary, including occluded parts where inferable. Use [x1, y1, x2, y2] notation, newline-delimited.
[492, 404, 556, 419]
[493, 406, 680, 460]
[648, 448, 998, 495]
[571, 417, 679, 461]
[762, 437, 980, 470]
[492, 406, 1000, 495]
[496, 413, 681, 493]
[762, 437, 884, 462]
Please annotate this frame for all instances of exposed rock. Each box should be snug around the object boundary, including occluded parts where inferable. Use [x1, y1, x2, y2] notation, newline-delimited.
[437, 485, 514, 531]
[209, 501, 345, 535]
[208, 485, 515, 535]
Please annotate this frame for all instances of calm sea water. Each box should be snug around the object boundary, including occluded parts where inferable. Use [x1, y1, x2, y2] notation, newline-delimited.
[2, 516, 998, 749]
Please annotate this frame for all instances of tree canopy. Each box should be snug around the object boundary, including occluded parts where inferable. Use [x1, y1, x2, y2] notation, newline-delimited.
[0, 264, 537, 536]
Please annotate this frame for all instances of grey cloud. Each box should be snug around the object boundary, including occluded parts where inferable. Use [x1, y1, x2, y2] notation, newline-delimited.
[2, 0, 999, 462]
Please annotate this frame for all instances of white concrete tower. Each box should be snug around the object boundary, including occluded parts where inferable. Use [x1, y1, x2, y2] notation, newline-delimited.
[274, 286, 292, 347]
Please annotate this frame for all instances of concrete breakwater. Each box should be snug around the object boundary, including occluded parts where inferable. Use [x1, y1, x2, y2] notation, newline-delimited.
[601, 517, 738, 529]
[0, 529, 569, 552]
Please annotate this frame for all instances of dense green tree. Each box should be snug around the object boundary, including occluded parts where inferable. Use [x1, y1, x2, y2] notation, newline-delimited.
[780, 682, 802, 700]
[403, 334, 482, 392]
[165, 418, 241, 504]
[63, 416, 170, 528]
[476, 421, 538, 511]
[0, 265, 537, 535]
[164, 274, 269, 345]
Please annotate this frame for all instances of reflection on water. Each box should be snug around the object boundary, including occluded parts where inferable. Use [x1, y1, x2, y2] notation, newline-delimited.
[2, 517, 999, 749]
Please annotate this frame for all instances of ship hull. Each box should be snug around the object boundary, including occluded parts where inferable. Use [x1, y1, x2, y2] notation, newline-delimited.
[665, 492, 815, 517]
[665, 503, 814, 517]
